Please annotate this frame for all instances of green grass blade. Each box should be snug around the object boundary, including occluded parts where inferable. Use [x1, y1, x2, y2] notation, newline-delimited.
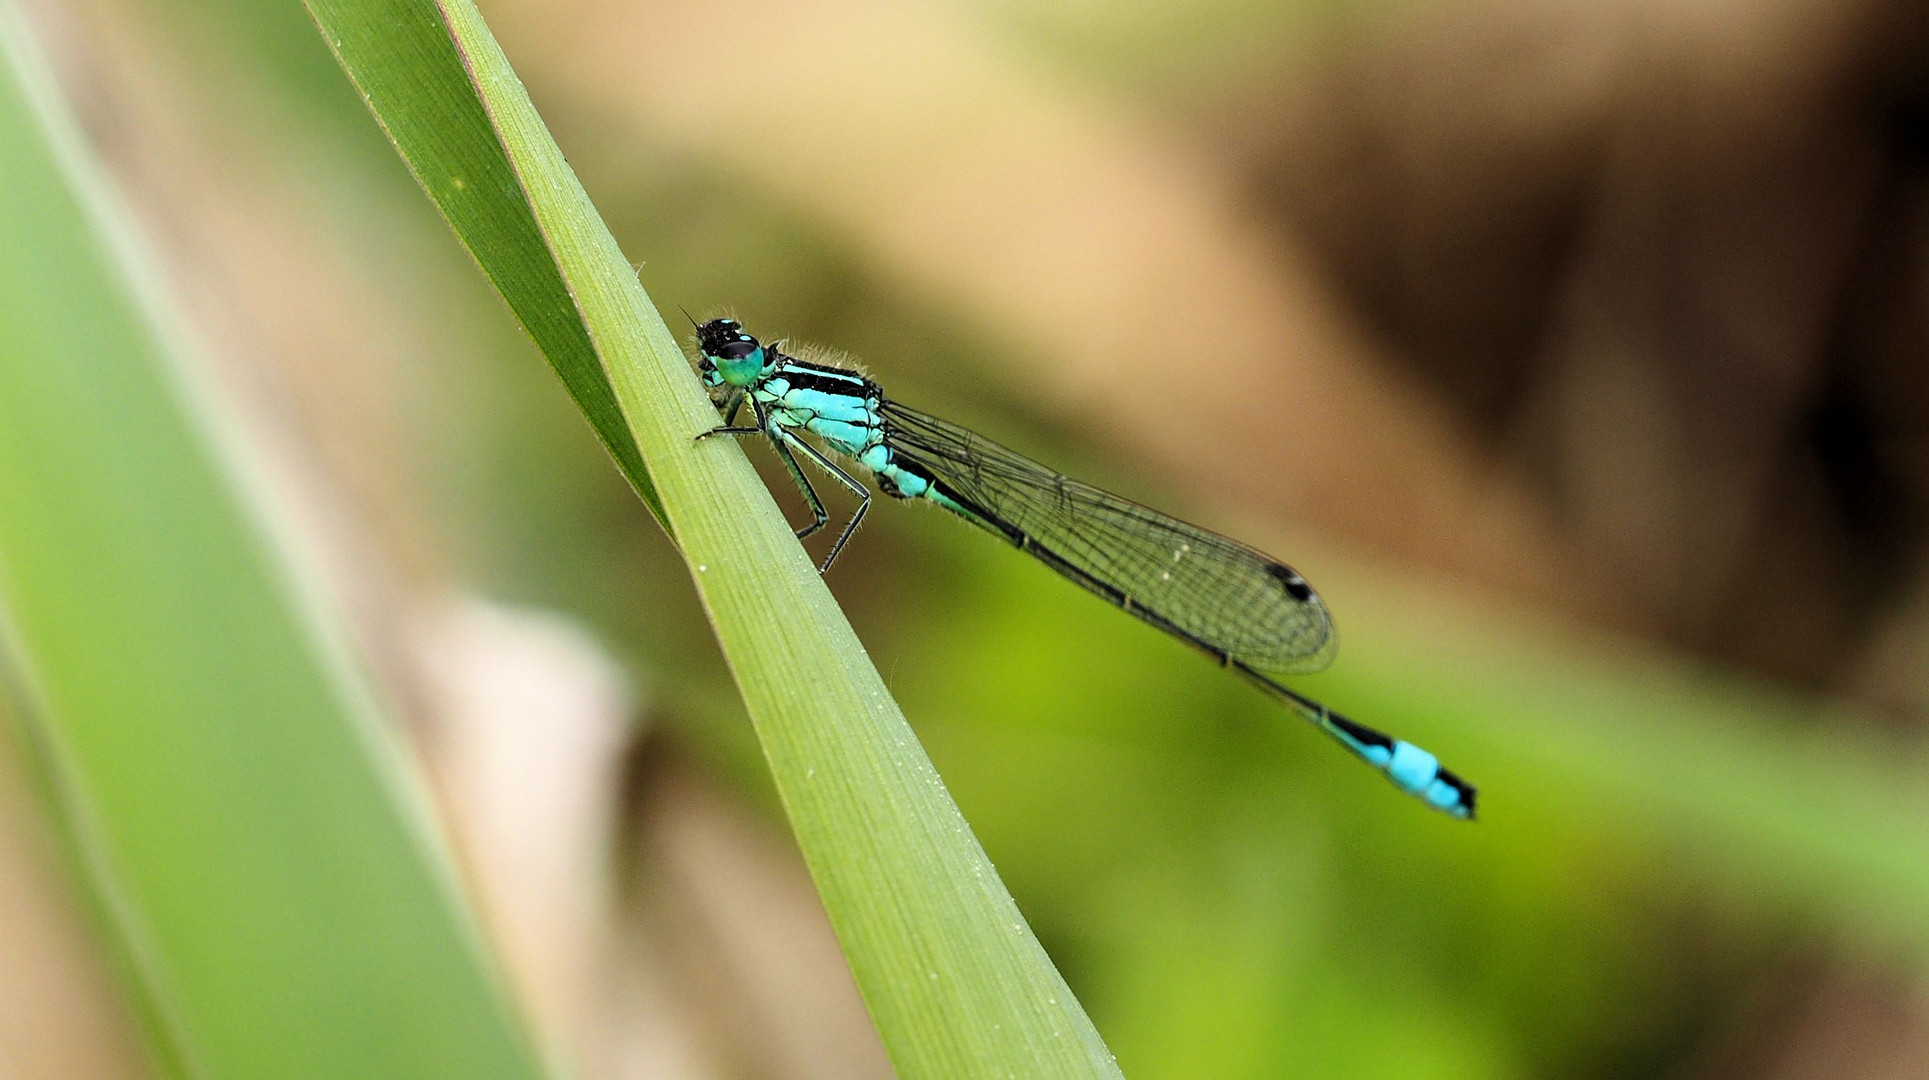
[308, 0, 663, 527]
[0, 7, 546, 1077]
[304, 0, 1128, 1074]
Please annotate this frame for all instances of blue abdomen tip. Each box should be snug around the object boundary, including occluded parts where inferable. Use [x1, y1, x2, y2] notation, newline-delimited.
[1385, 741, 1439, 794]
[1388, 740, 1476, 819]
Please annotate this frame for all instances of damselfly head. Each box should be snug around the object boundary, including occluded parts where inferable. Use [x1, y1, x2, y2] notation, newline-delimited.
[694, 317, 770, 388]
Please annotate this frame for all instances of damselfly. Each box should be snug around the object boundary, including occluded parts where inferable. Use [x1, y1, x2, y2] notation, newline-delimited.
[692, 317, 1475, 819]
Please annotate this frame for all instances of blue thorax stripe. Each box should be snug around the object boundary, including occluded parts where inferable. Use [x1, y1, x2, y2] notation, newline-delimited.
[781, 362, 872, 397]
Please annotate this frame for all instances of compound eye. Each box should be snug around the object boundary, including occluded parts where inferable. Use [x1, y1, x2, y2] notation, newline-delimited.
[717, 340, 760, 361]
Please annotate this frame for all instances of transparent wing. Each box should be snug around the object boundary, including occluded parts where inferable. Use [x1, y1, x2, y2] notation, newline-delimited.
[880, 399, 1336, 676]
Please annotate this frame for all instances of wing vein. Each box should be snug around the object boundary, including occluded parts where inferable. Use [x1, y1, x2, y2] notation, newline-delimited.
[880, 399, 1336, 675]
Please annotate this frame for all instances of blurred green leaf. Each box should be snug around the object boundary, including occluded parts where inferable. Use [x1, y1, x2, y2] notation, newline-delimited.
[0, 5, 545, 1077]
[866, 512, 1929, 1076]
[1327, 572, 1929, 946]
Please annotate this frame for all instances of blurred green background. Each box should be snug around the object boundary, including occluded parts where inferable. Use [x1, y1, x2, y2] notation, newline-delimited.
[4, 0, 1929, 1077]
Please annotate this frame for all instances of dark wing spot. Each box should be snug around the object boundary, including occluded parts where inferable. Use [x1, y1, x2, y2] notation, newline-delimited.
[1266, 562, 1314, 602]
